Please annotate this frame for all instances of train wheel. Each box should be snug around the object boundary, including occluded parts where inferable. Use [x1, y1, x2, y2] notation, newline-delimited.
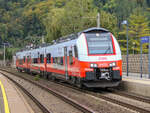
[44, 72, 48, 79]
[51, 76, 56, 81]
[71, 76, 76, 85]
[76, 78, 83, 88]
[19, 69, 22, 72]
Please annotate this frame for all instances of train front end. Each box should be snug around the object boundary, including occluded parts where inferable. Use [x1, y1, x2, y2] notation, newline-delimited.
[77, 28, 122, 88]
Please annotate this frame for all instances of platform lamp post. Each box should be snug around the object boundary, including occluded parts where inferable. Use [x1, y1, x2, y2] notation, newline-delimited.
[121, 20, 129, 76]
[133, 42, 135, 54]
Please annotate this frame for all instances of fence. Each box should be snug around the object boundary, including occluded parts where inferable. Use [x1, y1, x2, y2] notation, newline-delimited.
[122, 54, 149, 75]
[0, 54, 149, 77]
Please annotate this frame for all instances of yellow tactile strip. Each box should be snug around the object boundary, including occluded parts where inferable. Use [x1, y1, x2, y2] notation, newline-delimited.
[0, 80, 10, 113]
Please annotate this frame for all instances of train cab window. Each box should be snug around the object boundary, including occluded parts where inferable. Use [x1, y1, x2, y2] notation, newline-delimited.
[40, 54, 44, 63]
[74, 46, 78, 58]
[85, 33, 113, 54]
[69, 50, 73, 65]
[46, 53, 51, 63]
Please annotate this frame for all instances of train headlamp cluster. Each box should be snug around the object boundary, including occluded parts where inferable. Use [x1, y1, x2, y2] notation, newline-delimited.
[109, 62, 116, 67]
[90, 63, 98, 68]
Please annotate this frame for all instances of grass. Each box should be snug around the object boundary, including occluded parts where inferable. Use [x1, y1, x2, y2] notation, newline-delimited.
[34, 74, 40, 81]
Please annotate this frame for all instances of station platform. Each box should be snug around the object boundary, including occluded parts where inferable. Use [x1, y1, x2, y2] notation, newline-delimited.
[120, 73, 150, 97]
[0, 73, 34, 113]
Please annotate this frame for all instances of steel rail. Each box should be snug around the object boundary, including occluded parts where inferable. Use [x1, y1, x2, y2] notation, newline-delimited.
[0, 72, 51, 113]
[56, 81, 150, 113]
[0, 68, 95, 113]
[2, 68, 150, 113]
[108, 88, 150, 104]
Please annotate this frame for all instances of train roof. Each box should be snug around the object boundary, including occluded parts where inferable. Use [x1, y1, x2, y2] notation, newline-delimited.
[16, 27, 110, 54]
[80, 27, 109, 34]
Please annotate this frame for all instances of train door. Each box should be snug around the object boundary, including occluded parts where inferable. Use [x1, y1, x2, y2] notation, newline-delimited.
[64, 47, 68, 80]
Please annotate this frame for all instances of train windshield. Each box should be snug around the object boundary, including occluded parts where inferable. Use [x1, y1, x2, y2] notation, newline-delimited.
[85, 33, 113, 54]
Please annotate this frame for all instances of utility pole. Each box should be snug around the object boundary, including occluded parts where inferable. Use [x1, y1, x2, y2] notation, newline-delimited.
[97, 13, 100, 28]
[121, 20, 129, 76]
[42, 36, 45, 44]
[3, 43, 5, 66]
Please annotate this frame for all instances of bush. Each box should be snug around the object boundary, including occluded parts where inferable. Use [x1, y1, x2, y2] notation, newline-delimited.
[34, 74, 40, 81]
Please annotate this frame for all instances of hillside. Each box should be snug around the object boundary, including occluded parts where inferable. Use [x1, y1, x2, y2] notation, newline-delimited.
[0, 0, 150, 59]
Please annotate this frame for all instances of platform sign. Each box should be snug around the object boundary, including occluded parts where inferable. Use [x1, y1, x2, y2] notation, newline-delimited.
[141, 36, 150, 44]
[140, 36, 150, 78]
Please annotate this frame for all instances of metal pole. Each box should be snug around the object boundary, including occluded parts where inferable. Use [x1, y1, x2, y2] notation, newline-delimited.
[97, 13, 100, 28]
[140, 40, 143, 78]
[3, 43, 5, 66]
[126, 22, 129, 76]
[42, 36, 45, 44]
[148, 36, 150, 78]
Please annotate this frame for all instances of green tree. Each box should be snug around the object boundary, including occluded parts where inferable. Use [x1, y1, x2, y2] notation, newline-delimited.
[119, 8, 150, 54]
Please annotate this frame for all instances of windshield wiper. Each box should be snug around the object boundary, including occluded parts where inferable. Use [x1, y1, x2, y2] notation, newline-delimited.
[104, 46, 110, 54]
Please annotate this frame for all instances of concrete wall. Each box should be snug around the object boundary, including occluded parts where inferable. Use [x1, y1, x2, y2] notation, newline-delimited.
[122, 54, 149, 74]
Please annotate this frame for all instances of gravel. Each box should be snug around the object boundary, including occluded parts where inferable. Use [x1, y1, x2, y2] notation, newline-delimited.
[0, 68, 139, 113]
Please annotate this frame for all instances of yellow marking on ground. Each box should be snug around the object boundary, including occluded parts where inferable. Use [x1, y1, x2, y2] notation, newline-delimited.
[0, 80, 10, 113]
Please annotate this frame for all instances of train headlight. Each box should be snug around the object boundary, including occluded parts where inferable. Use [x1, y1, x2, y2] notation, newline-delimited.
[109, 62, 116, 67]
[90, 63, 98, 68]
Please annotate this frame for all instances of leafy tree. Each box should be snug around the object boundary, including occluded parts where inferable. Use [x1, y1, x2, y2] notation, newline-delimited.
[119, 8, 150, 54]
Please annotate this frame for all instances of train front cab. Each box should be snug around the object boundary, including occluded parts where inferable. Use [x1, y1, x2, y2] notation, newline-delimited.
[77, 28, 122, 88]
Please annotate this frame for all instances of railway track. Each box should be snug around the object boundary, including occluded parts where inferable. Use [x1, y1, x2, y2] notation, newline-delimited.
[1, 68, 150, 113]
[52, 79, 150, 113]
[0, 72, 51, 113]
[0, 68, 94, 113]
[107, 88, 150, 104]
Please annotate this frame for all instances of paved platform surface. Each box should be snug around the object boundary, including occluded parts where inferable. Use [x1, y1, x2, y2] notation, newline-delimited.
[0, 83, 5, 113]
[120, 73, 150, 97]
[0, 73, 34, 113]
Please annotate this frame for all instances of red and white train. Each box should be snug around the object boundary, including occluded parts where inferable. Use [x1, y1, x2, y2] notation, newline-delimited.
[16, 27, 122, 88]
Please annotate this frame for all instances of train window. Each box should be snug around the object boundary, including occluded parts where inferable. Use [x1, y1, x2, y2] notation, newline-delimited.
[33, 58, 38, 63]
[24, 56, 26, 63]
[27, 56, 30, 63]
[85, 33, 113, 54]
[46, 53, 51, 63]
[53, 57, 55, 63]
[57, 57, 63, 65]
[74, 46, 78, 58]
[19, 59, 23, 65]
[69, 51, 73, 65]
[40, 54, 44, 63]
[55, 57, 58, 64]
[57, 57, 60, 64]
[61, 57, 63, 65]
[53, 57, 57, 64]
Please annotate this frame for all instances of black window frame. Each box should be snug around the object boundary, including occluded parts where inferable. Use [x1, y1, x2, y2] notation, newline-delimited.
[69, 50, 73, 65]
[23, 56, 26, 63]
[40, 54, 44, 63]
[46, 53, 51, 63]
[74, 45, 78, 58]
